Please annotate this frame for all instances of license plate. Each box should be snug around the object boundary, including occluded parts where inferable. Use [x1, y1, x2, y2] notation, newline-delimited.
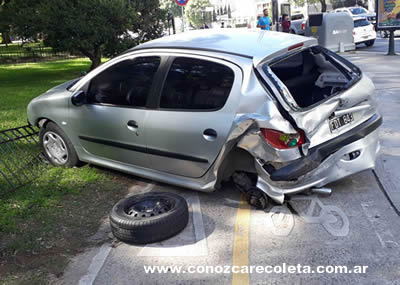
[329, 113, 354, 132]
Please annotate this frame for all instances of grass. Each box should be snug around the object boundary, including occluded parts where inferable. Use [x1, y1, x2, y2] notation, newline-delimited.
[0, 42, 50, 54]
[0, 59, 130, 284]
[0, 59, 91, 129]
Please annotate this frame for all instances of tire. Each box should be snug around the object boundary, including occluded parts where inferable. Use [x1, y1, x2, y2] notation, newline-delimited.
[365, 39, 375, 47]
[39, 122, 80, 167]
[110, 192, 189, 244]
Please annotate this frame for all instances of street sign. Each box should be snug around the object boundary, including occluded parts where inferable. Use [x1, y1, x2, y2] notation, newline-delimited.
[376, 0, 400, 29]
[175, 0, 189, 6]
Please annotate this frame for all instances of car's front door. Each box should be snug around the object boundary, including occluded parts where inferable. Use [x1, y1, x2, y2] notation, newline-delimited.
[69, 56, 161, 167]
[145, 56, 242, 178]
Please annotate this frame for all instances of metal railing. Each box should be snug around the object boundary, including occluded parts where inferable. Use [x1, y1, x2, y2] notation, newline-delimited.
[0, 125, 47, 195]
[0, 46, 83, 64]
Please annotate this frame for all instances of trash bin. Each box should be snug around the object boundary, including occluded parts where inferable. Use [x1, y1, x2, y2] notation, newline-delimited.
[305, 13, 355, 52]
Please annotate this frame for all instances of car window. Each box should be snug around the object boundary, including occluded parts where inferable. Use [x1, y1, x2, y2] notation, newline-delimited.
[87, 56, 160, 107]
[291, 14, 304, 20]
[349, 7, 367, 15]
[354, 19, 370, 27]
[160, 57, 234, 110]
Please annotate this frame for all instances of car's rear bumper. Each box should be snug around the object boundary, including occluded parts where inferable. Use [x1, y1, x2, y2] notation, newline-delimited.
[255, 114, 382, 203]
[355, 34, 376, 44]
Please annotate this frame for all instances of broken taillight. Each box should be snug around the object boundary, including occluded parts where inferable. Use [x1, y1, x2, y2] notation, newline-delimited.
[260, 129, 305, 149]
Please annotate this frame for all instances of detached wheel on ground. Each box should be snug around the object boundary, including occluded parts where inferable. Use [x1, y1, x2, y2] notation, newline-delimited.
[110, 192, 189, 244]
[39, 122, 81, 167]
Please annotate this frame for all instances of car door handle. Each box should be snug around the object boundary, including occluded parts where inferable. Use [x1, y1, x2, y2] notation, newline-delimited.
[127, 120, 138, 128]
[203, 128, 217, 141]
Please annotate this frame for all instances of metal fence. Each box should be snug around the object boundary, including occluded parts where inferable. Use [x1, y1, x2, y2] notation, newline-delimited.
[0, 46, 83, 64]
[0, 125, 47, 196]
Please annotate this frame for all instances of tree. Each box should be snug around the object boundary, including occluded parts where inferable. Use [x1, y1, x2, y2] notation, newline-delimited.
[331, 0, 368, 9]
[0, 0, 12, 45]
[7, 0, 42, 44]
[185, 0, 211, 28]
[291, 0, 327, 12]
[37, 0, 136, 70]
[160, 0, 182, 17]
[129, 0, 167, 44]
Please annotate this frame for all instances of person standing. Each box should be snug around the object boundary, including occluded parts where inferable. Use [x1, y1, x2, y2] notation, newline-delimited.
[281, 14, 291, 33]
[257, 9, 271, 31]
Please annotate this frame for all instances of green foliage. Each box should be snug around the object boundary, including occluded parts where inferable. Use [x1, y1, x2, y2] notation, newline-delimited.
[290, 0, 327, 12]
[160, 0, 182, 16]
[185, 0, 211, 28]
[130, 0, 167, 44]
[330, 0, 368, 9]
[38, 0, 135, 69]
[1, 0, 166, 70]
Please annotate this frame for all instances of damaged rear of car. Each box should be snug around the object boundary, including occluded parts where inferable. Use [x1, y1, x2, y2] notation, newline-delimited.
[228, 40, 381, 205]
[27, 30, 381, 209]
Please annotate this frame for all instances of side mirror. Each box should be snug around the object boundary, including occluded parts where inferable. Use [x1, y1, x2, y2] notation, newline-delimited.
[71, 90, 86, 106]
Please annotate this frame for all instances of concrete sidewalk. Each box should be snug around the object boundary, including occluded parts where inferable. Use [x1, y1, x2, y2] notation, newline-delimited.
[342, 52, 400, 214]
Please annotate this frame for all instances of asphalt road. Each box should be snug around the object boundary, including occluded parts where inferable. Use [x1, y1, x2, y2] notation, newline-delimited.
[354, 36, 400, 54]
[60, 50, 400, 285]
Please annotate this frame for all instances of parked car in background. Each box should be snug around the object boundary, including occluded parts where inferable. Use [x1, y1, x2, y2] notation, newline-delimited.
[353, 17, 376, 47]
[335, 6, 376, 24]
[278, 13, 305, 35]
[290, 13, 306, 35]
[27, 30, 381, 208]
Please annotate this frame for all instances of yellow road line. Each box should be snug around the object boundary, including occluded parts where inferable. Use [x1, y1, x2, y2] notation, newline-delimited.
[232, 194, 251, 285]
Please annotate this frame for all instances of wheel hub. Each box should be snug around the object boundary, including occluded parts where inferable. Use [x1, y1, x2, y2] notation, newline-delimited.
[126, 198, 173, 218]
[43, 132, 68, 165]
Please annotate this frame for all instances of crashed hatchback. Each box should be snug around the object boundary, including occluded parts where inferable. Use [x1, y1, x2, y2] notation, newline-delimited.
[27, 30, 382, 208]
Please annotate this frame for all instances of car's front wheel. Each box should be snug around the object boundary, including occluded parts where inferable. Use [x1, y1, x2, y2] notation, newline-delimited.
[39, 122, 80, 167]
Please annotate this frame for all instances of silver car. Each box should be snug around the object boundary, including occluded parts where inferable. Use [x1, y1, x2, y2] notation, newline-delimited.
[27, 30, 382, 208]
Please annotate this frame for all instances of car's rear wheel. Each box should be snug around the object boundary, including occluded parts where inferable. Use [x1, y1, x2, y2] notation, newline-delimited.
[365, 40, 375, 47]
[39, 122, 80, 167]
[110, 192, 189, 244]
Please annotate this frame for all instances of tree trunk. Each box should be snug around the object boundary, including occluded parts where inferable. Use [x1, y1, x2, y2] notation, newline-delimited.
[320, 0, 327, 12]
[89, 47, 102, 71]
[1, 31, 12, 46]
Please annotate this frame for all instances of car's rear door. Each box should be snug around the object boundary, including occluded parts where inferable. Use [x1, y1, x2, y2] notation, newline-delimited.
[69, 56, 162, 167]
[144, 55, 242, 178]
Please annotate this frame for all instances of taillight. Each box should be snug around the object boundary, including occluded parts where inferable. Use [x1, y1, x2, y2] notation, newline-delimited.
[260, 129, 305, 149]
[301, 22, 305, 30]
[372, 25, 375, 31]
[288, 42, 304, 51]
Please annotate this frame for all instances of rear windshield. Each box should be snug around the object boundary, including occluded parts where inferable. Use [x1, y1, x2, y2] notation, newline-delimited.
[261, 46, 361, 110]
[291, 14, 304, 20]
[354, 19, 370, 27]
[349, 7, 368, 15]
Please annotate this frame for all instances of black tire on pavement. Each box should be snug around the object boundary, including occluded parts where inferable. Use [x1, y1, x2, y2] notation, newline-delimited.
[365, 40, 375, 47]
[39, 122, 81, 167]
[110, 192, 189, 244]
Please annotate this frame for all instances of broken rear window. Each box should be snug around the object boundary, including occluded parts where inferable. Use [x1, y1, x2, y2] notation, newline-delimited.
[262, 47, 360, 109]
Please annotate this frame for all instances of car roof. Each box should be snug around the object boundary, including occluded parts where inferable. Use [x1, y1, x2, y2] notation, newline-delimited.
[130, 29, 316, 66]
